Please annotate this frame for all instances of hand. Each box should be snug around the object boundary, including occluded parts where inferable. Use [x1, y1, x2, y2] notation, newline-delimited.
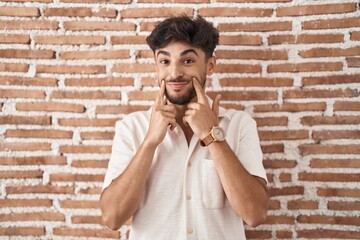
[183, 77, 221, 140]
[145, 80, 176, 146]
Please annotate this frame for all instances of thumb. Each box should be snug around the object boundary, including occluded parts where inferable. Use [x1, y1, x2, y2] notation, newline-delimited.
[212, 94, 221, 118]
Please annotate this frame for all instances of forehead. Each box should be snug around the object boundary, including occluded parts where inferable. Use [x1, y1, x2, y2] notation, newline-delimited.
[155, 41, 205, 58]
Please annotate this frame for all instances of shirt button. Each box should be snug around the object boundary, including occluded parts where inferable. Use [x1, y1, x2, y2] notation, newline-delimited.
[186, 195, 192, 200]
[187, 228, 193, 235]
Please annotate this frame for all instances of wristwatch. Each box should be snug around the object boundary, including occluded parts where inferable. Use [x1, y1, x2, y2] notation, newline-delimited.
[200, 126, 226, 147]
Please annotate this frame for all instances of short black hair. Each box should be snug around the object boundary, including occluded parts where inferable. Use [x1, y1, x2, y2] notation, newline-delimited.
[146, 15, 219, 59]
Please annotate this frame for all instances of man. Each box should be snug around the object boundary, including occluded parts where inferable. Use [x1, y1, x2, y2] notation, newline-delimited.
[100, 15, 268, 240]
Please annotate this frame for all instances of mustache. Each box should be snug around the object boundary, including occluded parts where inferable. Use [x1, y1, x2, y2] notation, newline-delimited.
[164, 78, 191, 83]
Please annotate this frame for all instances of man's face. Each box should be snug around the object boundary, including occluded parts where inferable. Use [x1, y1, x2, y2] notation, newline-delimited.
[154, 41, 215, 105]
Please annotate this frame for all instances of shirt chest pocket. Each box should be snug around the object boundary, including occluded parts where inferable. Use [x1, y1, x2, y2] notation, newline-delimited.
[201, 159, 225, 209]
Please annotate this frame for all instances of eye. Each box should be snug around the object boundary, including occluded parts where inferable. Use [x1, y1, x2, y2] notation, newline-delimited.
[183, 59, 194, 64]
[159, 59, 169, 65]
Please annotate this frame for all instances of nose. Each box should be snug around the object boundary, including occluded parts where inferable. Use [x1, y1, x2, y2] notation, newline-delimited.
[168, 64, 184, 80]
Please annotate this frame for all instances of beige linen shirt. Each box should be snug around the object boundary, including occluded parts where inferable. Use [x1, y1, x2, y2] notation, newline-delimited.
[103, 100, 267, 240]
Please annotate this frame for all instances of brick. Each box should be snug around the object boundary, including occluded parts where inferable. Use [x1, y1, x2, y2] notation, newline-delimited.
[72, 215, 102, 224]
[347, 57, 360, 67]
[0, 63, 29, 72]
[60, 200, 99, 209]
[136, 50, 154, 59]
[299, 172, 360, 182]
[218, 0, 292, 2]
[318, 188, 360, 198]
[220, 103, 244, 111]
[139, 0, 207, 2]
[0, 170, 42, 179]
[288, 200, 318, 210]
[0, 156, 66, 166]
[279, 173, 292, 182]
[0, 49, 51, 59]
[221, 77, 293, 87]
[245, 230, 272, 239]
[334, 101, 360, 111]
[254, 102, 326, 112]
[268, 62, 343, 73]
[93, 8, 117, 18]
[65, 77, 133, 87]
[0, 227, 45, 236]
[58, 118, 118, 127]
[265, 215, 295, 224]
[299, 144, 360, 155]
[254, 117, 288, 126]
[0, 7, 40, 17]
[302, 74, 360, 86]
[0, 212, 65, 222]
[0, 20, 58, 30]
[216, 64, 261, 73]
[35, 35, 105, 45]
[51, 90, 120, 100]
[111, 35, 146, 45]
[113, 63, 155, 73]
[277, 3, 356, 17]
[259, 130, 308, 140]
[269, 186, 304, 197]
[96, 105, 148, 114]
[37, 65, 106, 74]
[351, 31, 360, 40]
[298, 215, 360, 226]
[16, 102, 85, 113]
[0, 34, 30, 44]
[313, 130, 360, 140]
[268, 34, 344, 45]
[219, 34, 262, 46]
[53, 227, 120, 238]
[6, 185, 74, 194]
[60, 50, 129, 60]
[140, 21, 156, 32]
[276, 230, 293, 239]
[215, 91, 279, 101]
[301, 116, 360, 126]
[303, 16, 360, 30]
[218, 21, 291, 32]
[71, 159, 109, 168]
[263, 159, 297, 168]
[2, 0, 51, 2]
[61, 0, 129, 2]
[5, 129, 73, 139]
[261, 144, 284, 153]
[0, 89, 45, 99]
[328, 201, 360, 211]
[0, 76, 57, 86]
[0, 199, 52, 208]
[121, 7, 193, 18]
[216, 49, 288, 60]
[44, 7, 96, 17]
[199, 7, 272, 17]
[269, 200, 280, 210]
[310, 159, 360, 168]
[59, 145, 111, 154]
[64, 21, 135, 31]
[297, 229, 360, 239]
[299, 47, 360, 58]
[79, 187, 102, 194]
[81, 131, 114, 140]
[50, 173, 104, 182]
[0, 142, 51, 151]
[0, 116, 51, 125]
[284, 88, 358, 99]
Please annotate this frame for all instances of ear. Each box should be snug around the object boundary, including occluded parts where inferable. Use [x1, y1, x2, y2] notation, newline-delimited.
[206, 56, 216, 75]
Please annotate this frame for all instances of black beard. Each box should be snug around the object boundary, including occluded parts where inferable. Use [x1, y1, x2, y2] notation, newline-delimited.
[165, 86, 196, 105]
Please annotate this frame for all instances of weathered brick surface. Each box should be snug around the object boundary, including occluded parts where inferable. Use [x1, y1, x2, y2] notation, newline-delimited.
[0, 1, 359, 239]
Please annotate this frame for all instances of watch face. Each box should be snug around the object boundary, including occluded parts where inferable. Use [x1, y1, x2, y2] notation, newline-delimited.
[212, 127, 226, 141]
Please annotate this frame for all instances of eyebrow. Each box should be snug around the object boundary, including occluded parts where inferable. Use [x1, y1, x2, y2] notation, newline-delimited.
[156, 48, 199, 58]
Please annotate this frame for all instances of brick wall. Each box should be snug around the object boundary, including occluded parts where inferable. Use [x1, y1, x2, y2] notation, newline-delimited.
[0, 0, 359, 239]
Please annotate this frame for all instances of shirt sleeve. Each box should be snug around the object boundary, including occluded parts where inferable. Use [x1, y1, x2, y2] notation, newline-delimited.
[236, 114, 268, 183]
[102, 119, 135, 191]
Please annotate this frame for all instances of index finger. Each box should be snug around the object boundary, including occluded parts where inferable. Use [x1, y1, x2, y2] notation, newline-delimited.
[155, 80, 166, 106]
[192, 77, 208, 106]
